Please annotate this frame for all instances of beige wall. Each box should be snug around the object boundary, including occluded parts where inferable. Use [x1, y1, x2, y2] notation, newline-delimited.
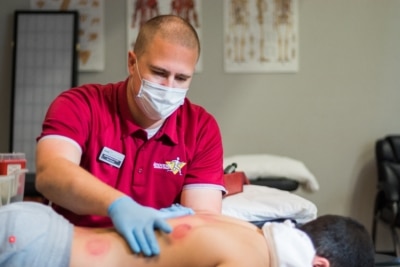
[1, 0, 399, 250]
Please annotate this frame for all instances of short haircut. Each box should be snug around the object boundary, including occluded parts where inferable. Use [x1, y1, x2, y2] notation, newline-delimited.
[299, 215, 375, 267]
[134, 15, 200, 59]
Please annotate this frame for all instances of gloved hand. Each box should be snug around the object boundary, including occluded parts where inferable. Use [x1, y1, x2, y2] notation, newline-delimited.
[108, 196, 192, 256]
[159, 203, 194, 218]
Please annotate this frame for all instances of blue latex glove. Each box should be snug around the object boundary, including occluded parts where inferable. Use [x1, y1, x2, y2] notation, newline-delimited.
[108, 196, 192, 256]
[159, 203, 195, 217]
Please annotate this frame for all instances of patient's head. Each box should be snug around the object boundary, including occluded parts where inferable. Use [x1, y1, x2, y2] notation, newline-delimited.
[299, 215, 375, 267]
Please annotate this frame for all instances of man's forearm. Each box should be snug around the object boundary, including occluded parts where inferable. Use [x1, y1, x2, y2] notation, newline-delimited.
[36, 157, 123, 216]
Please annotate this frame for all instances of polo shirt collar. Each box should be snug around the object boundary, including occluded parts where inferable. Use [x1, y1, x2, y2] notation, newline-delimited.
[156, 110, 179, 144]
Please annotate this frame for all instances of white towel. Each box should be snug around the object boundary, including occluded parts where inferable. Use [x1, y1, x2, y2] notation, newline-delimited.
[262, 220, 315, 267]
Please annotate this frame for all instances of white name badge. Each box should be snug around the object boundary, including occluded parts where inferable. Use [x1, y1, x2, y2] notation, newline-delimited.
[99, 147, 125, 168]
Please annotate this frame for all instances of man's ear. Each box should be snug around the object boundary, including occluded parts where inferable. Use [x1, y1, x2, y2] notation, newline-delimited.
[312, 256, 330, 267]
[127, 51, 137, 75]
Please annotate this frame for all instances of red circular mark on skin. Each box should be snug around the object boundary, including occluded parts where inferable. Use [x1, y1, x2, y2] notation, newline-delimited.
[86, 239, 111, 256]
[8, 236, 16, 244]
[171, 223, 192, 240]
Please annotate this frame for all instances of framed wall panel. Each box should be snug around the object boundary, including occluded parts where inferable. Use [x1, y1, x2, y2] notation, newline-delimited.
[10, 11, 79, 172]
[223, 0, 299, 73]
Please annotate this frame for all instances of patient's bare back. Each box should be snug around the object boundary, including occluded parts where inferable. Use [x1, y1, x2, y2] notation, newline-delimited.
[70, 214, 270, 267]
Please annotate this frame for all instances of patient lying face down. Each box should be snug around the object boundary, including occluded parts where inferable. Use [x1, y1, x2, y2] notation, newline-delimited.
[0, 202, 374, 267]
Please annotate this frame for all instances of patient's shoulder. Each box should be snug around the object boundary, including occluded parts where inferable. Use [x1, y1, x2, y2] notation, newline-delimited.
[165, 215, 270, 267]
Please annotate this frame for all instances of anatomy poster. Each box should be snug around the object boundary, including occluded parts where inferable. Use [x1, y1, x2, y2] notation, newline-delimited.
[30, 0, 105, 71]
[224, 0, 299, 73]
[127, 0, 203, 72]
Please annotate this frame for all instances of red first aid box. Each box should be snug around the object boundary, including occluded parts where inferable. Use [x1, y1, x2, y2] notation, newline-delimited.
[0, 153, 26, 175]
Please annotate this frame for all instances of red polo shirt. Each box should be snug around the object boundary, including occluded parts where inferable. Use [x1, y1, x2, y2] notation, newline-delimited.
[37, 79, 225, 227]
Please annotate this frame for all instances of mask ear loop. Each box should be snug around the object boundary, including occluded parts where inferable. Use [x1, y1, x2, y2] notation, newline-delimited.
[133, 60, 145, 98]
[135, 60, 143, 82]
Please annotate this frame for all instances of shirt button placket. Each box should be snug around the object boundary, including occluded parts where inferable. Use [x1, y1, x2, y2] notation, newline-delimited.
[134, 143, 146, 185]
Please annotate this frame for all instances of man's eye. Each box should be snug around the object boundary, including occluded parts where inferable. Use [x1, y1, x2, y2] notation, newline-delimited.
[154, 71, 166, 77]
[176, 76, 188, 82]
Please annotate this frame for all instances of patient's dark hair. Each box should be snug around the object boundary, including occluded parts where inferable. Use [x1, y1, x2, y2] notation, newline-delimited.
[299, 215, 374, 267]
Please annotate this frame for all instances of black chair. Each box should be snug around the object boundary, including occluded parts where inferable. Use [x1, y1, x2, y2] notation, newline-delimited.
[373, 135, 400, 257]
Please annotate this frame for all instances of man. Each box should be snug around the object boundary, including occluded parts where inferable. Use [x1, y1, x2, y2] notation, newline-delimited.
[35, 15, 225, 257]
[0, 202, 375, 267]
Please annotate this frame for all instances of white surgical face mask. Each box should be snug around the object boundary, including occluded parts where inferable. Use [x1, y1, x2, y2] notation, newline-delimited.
[134, 65, 188, 120]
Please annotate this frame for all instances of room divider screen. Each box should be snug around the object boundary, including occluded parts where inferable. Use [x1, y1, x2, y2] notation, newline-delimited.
[10, 11, 79, 172]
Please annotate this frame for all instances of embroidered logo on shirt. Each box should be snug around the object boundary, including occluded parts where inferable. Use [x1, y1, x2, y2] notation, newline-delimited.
[166, 157, 186, 175]
[153, 157, 186, 175]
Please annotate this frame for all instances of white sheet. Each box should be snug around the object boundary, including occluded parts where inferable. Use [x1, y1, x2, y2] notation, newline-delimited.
[262, 220, 315, 267]
[222, 184, 317, 224]
[223, 154, 319, 192]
